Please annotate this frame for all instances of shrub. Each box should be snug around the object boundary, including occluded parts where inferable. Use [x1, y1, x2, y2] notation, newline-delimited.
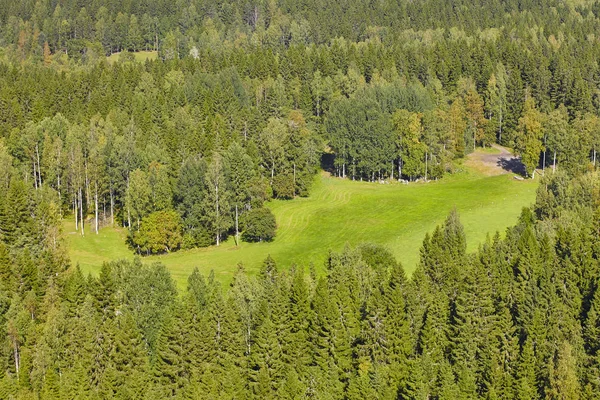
[272, 174, 295, 199]
[241, 207, 277, 242]
[133, 210, 183, 254]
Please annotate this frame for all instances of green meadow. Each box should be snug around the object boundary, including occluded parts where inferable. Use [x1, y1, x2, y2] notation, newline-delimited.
[66, 165, 537, 288]
[106, 50, 158, 64]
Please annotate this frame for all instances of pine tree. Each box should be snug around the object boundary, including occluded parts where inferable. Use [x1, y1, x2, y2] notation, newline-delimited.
[153, 304, 190, 397]
[4, 178, 34, 250]
[516, 338, 539, 400]
[249, 309, 285, 396]
[382, 263, 411, 390]
[40, 365, 60, 399]
[63, 265, 87, 314]
[187, 267, 208, 310]
[585, 285, 600, 356]
[450, 261, 496, 396]
[308, 278, 345, 398]
[284, 266, 311, 375]
[486, 301, 518, 399]
[0, 242, 13, 291]
[418, 291, 451, 386]
[505, 67, 524, 146]
[260, 254, 278, 284]
[106, 312, 150, 399]
[94, 262, 116, 316]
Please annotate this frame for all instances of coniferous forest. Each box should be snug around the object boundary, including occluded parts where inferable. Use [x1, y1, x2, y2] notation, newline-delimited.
[2, 0, 600, 398]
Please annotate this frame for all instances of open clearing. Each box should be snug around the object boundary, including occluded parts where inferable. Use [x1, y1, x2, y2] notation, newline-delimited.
[106, 50, 158, 64]
[464, 144, 526, 176]
[67, 150, 537, 288]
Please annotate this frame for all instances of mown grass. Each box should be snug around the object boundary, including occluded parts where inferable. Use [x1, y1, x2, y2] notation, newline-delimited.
[66, 163, 538, 288]
[478, 146, 503, 154]
[106, 50, 158, 64]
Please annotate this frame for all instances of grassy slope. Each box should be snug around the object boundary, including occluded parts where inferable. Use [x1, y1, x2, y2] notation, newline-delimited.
[67, 166, 537, 288]
[106, 51, 158, 64]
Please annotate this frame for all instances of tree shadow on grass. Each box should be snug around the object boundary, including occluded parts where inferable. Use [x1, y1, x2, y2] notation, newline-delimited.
[321, 153, 335, 173]
[497, 157, 527, 176]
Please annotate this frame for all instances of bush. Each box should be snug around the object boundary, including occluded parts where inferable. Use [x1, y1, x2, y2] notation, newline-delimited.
[272, 174, 295, 199]
[181, 227, 213, 249]
[133, 210, 183, 254]
[241, 207, 277, 242]
[119, 50, 136, 63]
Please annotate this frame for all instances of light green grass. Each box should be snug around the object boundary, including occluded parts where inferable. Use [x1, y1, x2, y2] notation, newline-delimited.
[67, 166, 537, 288]
[106, 51, 158, 64]
[478, 146, 502, 154]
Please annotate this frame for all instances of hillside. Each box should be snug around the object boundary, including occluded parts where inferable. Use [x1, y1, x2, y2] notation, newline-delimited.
[67, 152, 537, 287]
[3, 0, 600, 397]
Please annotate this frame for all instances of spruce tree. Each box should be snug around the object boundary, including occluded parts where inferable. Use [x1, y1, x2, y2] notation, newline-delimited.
[308, 278, 345, 398]
[107, 312, 150, 399]
[381, 263, 411, 391]
[153, 304, 190, 397]
[284, 266, 311, 376]
[516, 338, 539, 400]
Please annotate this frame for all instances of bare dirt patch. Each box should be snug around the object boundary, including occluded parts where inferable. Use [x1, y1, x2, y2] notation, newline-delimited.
[464, 145, 526, 176]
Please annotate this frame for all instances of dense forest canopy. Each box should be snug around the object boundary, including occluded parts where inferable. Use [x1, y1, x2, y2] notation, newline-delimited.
[2, 170, 600, 398]
[2, 0, 600, 398]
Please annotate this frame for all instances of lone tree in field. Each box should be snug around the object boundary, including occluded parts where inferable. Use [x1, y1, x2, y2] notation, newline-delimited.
[133, 210, 183, 254]
[242, 208, 277, 242]
[515, 97, 544, 178]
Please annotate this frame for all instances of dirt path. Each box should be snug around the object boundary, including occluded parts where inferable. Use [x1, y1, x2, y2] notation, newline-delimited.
[464, 144, 526, 176]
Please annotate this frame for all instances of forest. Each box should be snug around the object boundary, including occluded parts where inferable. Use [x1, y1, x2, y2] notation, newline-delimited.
[2, 0, 600, 398]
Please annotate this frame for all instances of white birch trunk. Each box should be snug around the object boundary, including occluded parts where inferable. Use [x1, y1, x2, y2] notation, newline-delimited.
[13, 344, 19, 377]
[74, 196, 78, 231]
[110, 188, 114, 227]
[79, 188, 84, 236]
[215, 179, 220, 246]
[270, 161, 275, 185]
[398, 157, 402, 179]
[95, 185, 99, 234]
[33, 160, 37, 190]
[235, 205, 239, 246]
[542, 150, 546, 172]
[36, 143, 42, 187]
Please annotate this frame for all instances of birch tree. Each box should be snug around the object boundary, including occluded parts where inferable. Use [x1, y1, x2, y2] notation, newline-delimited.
[258, 118, 287, 186]
[126, 169, 151, 229]
[544, 105, 569, 173]
[201, 153, 232, 246]
[515, 98, 544, 178]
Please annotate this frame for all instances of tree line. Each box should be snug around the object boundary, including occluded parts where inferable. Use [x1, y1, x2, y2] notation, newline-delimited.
[2, 168, 600, 398]
[1, 104, 320, 253]
[0, 0, 593, 56]
[2, 30, 600, 250]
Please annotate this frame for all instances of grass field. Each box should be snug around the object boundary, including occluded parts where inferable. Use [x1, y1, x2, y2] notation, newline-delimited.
[106, 50, 158, 64]
[67, 158, 538, 288]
